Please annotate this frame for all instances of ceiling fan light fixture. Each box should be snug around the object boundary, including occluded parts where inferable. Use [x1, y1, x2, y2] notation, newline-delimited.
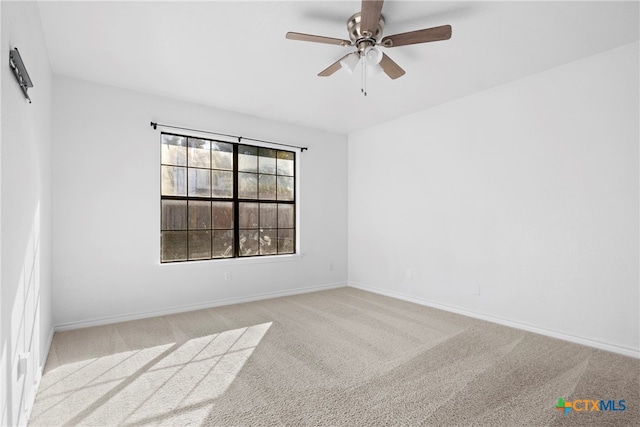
[364, 46, 383, 65]
[340, 52, 360, 74]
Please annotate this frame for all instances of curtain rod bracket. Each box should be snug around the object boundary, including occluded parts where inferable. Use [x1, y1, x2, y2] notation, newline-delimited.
[150, 121, 157, 130]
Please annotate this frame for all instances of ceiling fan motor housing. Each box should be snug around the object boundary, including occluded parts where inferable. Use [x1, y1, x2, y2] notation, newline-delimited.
[347, 12, 385, 51]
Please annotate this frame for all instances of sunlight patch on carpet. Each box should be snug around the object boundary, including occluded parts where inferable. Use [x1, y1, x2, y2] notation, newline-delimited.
[29, 322, 272, 426]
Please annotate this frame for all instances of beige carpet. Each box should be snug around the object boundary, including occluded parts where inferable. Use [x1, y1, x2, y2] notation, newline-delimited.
[29, 287, 639, 426]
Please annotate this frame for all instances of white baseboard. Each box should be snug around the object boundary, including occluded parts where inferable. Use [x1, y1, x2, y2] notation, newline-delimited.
[52, 281, 640, 356]
[348, 282, 640, 359]
[54, 282, 347, 331]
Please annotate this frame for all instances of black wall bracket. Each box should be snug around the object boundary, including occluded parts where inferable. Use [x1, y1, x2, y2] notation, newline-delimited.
[9, 48, 34, 103]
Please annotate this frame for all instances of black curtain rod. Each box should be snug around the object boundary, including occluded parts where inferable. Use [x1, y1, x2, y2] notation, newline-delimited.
[150, 122, 308, 152]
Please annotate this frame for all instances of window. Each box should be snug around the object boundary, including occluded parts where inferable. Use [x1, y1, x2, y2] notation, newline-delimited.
[160, 133, 296, 263]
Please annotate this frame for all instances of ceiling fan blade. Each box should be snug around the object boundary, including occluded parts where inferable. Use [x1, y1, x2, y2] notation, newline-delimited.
[379, 53, 405, 79]
[360, 0, 384, 37]
[381, 25, 452, 48]
[318, 54, 351, 77]
[286, 32, 351, 47]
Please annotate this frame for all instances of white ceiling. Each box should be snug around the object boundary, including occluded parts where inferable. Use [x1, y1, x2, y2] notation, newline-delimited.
[38, 1, 639, 134]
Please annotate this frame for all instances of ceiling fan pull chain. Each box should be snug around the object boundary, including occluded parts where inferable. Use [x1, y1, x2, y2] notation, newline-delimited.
[361, 53, 364, 95]
[362, 54, 367, 96]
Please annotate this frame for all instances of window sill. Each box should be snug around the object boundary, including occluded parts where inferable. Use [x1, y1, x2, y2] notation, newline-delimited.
[159, 253, 303, 269]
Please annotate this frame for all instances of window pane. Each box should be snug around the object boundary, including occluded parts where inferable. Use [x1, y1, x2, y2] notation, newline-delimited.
[212, 202, 234, 229]
[239, 203, 258, 228]
[259, 175, 276, 200]
[278, 204, 294, 229]
[188, 138, 210, 168]
[278, 229, 295, 254]
[162, 166, 187, 196]
[259, 148, 277, 174]
[212, 141, 233, 170]
[238, 172, 257, 199]
[239, 145, 258, 156]
[239, 230, 259, 256]
[212, 230, 234, 258]
[259, 148, 277, 157]
[161, 231, 187, 262]
[188, 168, 211, 197]
[212, 170, 233, 198]
[161, 134, 186, 166]
[188, 201, 211, 230]
[260, 203, 277, 228]
[276, 158, 294, 176]
[188, 231, 211, 260]
[260, 229, 277, 255]
[277, 176, 294, 201]
[277, 151, 294, 161]
[239, 145, 257, 172]
[161, 200, 187, 230]
[238, 154, 257, 173]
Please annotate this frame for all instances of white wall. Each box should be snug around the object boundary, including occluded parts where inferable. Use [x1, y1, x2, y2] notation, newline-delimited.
[52, 76, 348, 327]
[1, 2, 54, 425]
[348, 42, 639, 357]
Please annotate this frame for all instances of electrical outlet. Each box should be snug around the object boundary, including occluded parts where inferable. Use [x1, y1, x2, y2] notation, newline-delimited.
[224, 272, 231, 281]
[17, 353, 29, 377]
[328, 262, 333, 271]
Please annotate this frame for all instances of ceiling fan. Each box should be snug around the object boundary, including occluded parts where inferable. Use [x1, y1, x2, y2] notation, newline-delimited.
[286, 0, 452, 94]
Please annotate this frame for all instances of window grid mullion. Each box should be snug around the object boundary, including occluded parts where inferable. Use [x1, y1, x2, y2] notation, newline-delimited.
[186, 140, 190, 260]
[210, 142, 214, 259]
[233, 144, 240, 258]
